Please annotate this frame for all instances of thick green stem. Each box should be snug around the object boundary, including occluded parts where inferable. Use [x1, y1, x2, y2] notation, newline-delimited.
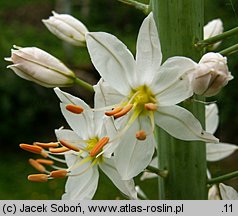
[74, 77, 94, 92]
[152, 0, 207, 199]
[208, 170, 238, 185]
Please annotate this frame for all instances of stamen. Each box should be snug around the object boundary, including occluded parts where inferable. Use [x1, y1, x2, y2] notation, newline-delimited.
[59, 139, 80, 152]
[144, 103, 157, 111]
[36, 159, 54, 165]
[68, 158, 99, 176]
[136, 130, 147, 140]
[40, 151, 48, 158]
[49, 146, 70, 153]
[66, 104, 84, 114]
[50, 170, 68, 178]
[34, 142, 59, 148]
[28, 174, 48, 182]
[90, 136, 109, 157]
[105, 107, 123, 116]
[113, 104, 133, 118]
[28, 158, 46, 173]
[47, 154, 66, 163]
[20, 144, 43, 154]
[68, 156, 93, 172]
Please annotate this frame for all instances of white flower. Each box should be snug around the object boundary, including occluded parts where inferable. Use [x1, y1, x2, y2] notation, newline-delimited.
[5, 45, 75, 87]
[208, 185, 220, 200]
[86, 13, 218, 180]
[206, 103, 238, 161]
[43, 11, 88, 46]
[141, 104, 238, 181]
[204, 19, 223, 50]
[192, 52, 233, 97]
[54, 87, 137, 200]
[219, 183, 238, 200]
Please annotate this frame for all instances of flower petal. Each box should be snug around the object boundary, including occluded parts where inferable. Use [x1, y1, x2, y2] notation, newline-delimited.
[155, 105, 219, 142]
[206, 143, 238, 161]
[114, 116, 155, 180]
[140, 157, 158, 181]
[208, 185, 220, 200]
[94, 79, 124, 106]
[152, 57, 196, 106]
[205, 103, 219, 134]
[101, 118, 120, 158]
[219, 183, 238, 200]
[99, 158, 137, 199]
[62, 154, 99, 200]
[54, 88, 94, 139]
[135, 12, 162, 85]
[86, 32, 135, 95]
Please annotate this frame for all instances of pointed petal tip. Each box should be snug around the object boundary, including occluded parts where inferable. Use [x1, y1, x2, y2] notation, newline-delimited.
[201, 131, 219, 143]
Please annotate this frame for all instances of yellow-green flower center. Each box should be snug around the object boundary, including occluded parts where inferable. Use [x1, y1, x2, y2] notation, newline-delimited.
[130, 85, 156, 114]
[85, 137, 99, 152]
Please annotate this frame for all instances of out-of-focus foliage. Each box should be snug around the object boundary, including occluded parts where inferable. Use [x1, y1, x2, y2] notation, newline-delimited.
[0, 0, 238, 199]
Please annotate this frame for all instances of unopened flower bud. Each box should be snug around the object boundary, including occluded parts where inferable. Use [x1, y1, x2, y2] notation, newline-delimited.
[43, 11, 88, 46]
[204, 19, 223, 50]
[5, 45, 76, 88]
[192, 52, 233, 97]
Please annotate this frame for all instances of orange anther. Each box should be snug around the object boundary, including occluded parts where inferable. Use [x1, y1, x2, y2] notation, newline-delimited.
[28, 158, 46, 173]
[36, 159, 54, 165]
[144, 103, 157, 111]
[34, 142, 59, 148]
[28, 174, 48, 182]
[113, 104, 133, 118]
[90, 136, 109, 157]
[49, 146, 70, 153]
[20, 144, 43, 154]
[136, 130, 147, 140]
[59, 139, 80, 152]
[50, 170, 68, 178]
[105, 107, 123, 116]
[66, 104, 84, 114]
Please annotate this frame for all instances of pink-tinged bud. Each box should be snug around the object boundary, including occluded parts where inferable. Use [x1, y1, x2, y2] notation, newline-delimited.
[5, 46, 76, 88]
[42, 11, 88, 46]
[204, 19, 223, 50]
[192, 52, 233, 97]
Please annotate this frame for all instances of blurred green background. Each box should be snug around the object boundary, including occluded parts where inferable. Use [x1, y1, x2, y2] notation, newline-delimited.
[0, 0, 238, 199]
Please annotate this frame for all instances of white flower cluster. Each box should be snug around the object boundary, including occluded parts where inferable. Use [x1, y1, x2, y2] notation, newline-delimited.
[5, 12, 235, 200]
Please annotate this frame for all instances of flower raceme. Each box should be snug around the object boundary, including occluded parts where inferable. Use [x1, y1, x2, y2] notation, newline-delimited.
[85, 12, 219, 180]
[5, 46, 76, 87]
[43, 11, 89, 46]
